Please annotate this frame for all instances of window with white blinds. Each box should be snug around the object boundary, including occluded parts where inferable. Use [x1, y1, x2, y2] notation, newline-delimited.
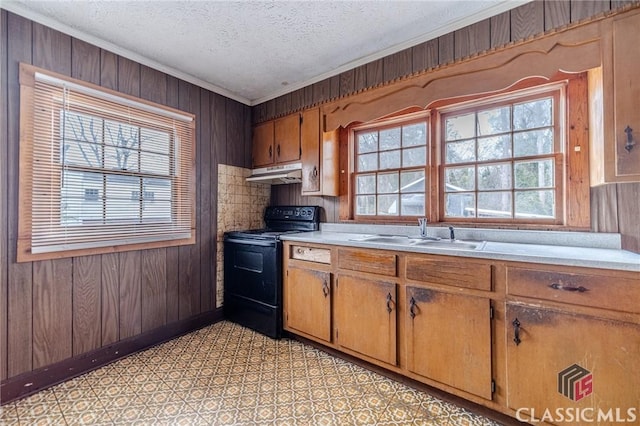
[17, 64, 196, 261]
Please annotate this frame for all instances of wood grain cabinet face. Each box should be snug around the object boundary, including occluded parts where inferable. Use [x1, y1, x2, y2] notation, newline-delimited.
[506, 304, 640, 421]
[334, 274, 397, 366]
[274, 114, 301, 164]
[301, 108, 321, 193]
[405, 286, 493, 400]
[613, 12, 640, 177]
[252, 121, 275, 168]
[284, 266, 332, 343]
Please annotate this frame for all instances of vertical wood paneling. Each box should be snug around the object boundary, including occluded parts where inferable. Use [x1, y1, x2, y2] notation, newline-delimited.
[190, 82, 202, 318]
[100, 50, 118, 90]
[266, 98, 276, 120]
[290, 88, 304, 113]
[454, 19, 491, 59]
[226, 98, 244, 166]
[590, 184, 619, 232]
[101, 253, 119, 345]
[383, 49, 412, 82]
[243, 104, 252, 169]
[412, 39, 438, 73]
[545, 0, 571, 30]
[33, 23, 71, 75]
[165, 75, 180, 322]
[140, 65, 167, 104]
[312, 79, 331, 105]
[72, 255, 102, 355]
[119, 250, 141, 339]
[209, 93, 219, 314]
[0, 8, 9, 381]
[571, 0, 611, 22]
[438, 33, 455, 64]
[303, 86, 313, 108]
[617, 183, 640, 252]
[340, 69, 355, 96]
[330, 75, 340, 100]
[71, 39, 100, 85]
[511, 1, 544, 41]
[566, 75, 590, 228]
[141, 249, 167, 331]
[490, 11, 511, 48]
[33, 259, 73, 369]
[353, 65, 367, 92]
[7, 13, 34, 378]
[275, 92, 291, 117]
[199, 90, 212, 312]
[117, 57, 140, 96]
[366, 59, 384, 87]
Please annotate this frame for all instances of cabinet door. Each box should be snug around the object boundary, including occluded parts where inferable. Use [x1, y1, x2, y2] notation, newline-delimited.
[274, 114, 301, 163]
[252, 121, 274, 167]
[406, 287, 493, 400]
[613, 12, 640, 177]
[506, 304, 640, 423]
[284, 266, 331, 343]
[334, 274, 397, 366]
[301, 108, 320, 193]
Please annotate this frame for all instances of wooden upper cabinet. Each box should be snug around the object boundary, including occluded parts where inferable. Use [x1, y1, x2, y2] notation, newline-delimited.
[334, 274, 397, 366]
[506, 304, 640, 420]
[252, 121, 274, 168]
[612, 11, 640, 178]
[301, 108, 321, 193]
[405, 287, 493, 400]
[274, 114, 301, 164]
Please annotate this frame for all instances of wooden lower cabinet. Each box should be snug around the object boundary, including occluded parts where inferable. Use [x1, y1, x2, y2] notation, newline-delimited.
[405, 286, 493, 400]
[334, 273, 397, 366]
[284, 266, 332, 343]
[506, 303, 640, 425]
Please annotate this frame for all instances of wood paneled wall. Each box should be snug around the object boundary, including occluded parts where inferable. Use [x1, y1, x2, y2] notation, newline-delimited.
[591, 183, 640, 252]
[254, 0, 635, 123]
[0, 10, 251, 381]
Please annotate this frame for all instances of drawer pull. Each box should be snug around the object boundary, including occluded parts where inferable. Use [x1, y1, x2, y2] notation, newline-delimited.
[409, 297, 417, 319]
[549, 283, 588, 293]
[297, 248, 304, 254]
[322, 280, 329, 298]
[512, 318, 521, 346]
[386, 293, 393, 313]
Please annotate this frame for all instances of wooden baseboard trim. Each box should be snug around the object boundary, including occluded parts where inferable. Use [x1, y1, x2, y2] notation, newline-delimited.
[0, 309, 224, 405]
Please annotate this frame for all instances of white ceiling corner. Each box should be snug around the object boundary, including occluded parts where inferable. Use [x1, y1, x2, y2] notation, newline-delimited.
[3, 1, 531, 106]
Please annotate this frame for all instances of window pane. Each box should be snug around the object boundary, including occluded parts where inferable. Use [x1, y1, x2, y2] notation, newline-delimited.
[378, 194, 398, 215]
[62, 112, 103, 168]
[513, 129, 553, 157]
[478, 163, 512, 190]
[379, 128, 401, 151]
[446, 140, 475, 164]
[358, 153, 377, 172]
[445, 193, 475, 217]
[142, 201, 171, 223]
[356, 174, 376, 194]
[377, 172, 399, 194]
[400, 194, 424, 216]
[356, 195, 376, 215]
[478, 192, 512, 218]
[357, 132, 378, 153]
[402, 123, 427, 147]
[514, 97, 552, 130]
[61, 171, 103, 225]
[445, 166, 475, 192]
[515, 190, 555, 218]
[402, 146, 426, 167]
[105, 121, 140, 171]
[400, 170, 425, 192]
[380, 150, 401, 169]
[140, 128, 170, 155]
[142, 177, 171, 223]
[445, 113, 475, 141]
[105, 175, 140, 223]
[141, 152, 170, 176]
[515, 159, 554, 189]
[477, 106, 511, 136]
[478, 135, 511, 161]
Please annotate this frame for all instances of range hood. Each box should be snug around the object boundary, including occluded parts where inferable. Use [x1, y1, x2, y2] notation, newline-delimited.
[246, 162, 302, 185]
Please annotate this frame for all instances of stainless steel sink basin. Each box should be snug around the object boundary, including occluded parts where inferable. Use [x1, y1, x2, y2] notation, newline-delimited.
[350, 235, 416, 244]
[412, 239, 486, 250]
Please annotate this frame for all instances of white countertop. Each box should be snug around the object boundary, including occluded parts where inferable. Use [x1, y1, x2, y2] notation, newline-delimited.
[280, 224, 640, 272]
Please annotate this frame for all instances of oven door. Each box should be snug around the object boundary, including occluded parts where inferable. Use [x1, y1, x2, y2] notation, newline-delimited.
[223, 236, 282, 338]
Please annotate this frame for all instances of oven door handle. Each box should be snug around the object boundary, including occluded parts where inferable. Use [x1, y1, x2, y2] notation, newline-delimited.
[224, 238, 276, 247]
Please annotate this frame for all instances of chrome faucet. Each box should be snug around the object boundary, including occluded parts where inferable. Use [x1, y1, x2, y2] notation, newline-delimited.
[418, 218, 428, 238]
[449, 226, 455, 242]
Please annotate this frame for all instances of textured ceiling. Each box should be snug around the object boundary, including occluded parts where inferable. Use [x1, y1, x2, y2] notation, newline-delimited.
[5, 1, 529, 105]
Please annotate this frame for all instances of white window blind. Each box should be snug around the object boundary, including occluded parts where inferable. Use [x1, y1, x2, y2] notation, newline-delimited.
[18, 64, 196, 259]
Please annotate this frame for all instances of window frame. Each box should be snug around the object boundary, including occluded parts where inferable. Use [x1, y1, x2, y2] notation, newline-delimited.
[17, 63, 196, 262]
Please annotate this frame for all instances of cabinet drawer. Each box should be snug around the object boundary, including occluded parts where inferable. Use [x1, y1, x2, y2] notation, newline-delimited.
[507, 267, 640, 314]
[338, 248, 397, 277]
[405, 256, 492, 291]
[290, 245, 331, 264]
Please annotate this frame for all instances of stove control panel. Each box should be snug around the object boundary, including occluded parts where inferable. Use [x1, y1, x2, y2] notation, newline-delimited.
[264, 206, 318, 222]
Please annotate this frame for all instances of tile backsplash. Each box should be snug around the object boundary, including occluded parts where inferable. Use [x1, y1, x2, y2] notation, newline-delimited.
[215, 164, 271, 307]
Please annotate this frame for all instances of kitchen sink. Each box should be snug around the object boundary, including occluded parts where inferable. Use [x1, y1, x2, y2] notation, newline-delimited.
[412, 239, 486, 250]
[349, 234, 485, 250]
[350, 235, 416, 245]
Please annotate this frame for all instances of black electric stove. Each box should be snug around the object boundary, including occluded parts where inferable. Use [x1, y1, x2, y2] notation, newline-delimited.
[223, 206, 320, 338]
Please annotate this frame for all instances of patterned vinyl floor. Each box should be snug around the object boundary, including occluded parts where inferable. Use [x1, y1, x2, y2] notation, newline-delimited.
[0, 321, 504, 425]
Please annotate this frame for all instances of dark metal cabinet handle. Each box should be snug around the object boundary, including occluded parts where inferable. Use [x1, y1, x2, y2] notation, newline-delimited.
[624, 125, 635, 153]
[269, 145, 273, 158]
[277, 144, 281, 157]
[549, 283, 588, 292]
[386, 293, 393, 313]
[322, 280, 329, 298]
[512, 318, 521, 346]
[312, 166, 318, 178]
[409, 297, 417, 319]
